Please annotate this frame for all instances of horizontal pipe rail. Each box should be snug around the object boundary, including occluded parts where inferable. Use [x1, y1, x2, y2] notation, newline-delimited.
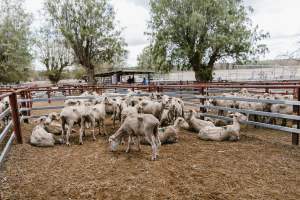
[0, 132, 15, 167]
[0, 121, 13, 144]
[199, 105, 300, 121]
[198, 95, 300, 106]
[0, 107, 11, 120]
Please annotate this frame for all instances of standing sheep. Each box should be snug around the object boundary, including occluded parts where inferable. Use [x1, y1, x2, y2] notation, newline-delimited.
[109, 114, 161, 161]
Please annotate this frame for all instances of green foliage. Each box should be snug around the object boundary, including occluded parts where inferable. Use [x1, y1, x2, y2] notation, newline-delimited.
[45, 0, 127, 83]
[137, 46, 155, 70]
[148, 0, 269, 81]
[36, 16, 74, 84]
[0, 0, 33, 84]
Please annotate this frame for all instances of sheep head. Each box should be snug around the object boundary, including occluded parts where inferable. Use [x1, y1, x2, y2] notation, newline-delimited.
[108, 135, 120, 152]
[174, 117, 189, 129]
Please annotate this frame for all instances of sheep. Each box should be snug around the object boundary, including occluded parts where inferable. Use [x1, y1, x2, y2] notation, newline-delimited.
[108, 114, 161, 161]
[30, 117, 63, 147]
[160, 106, 176, 126]
[170, 97, 184, 118]
[211, 93, 237, 115]
[91, 100, 108, 136]
[141, 117, 189, 145]
[186, 110, 215, 132]
[198, 112, 247, 141]
[120, 105, 139, 123]
[60, 102, 95, 145]
[139, 100, 165, 120]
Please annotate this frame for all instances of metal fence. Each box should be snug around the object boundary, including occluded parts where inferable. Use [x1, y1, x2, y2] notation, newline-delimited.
[1, 83, 300, 167]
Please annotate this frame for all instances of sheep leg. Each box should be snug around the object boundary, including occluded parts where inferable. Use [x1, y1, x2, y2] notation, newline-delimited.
[91, 118, 96, 141]
[146, 135, 157, 161]
[102, 120, 107, 136]
[137, 136, 141, 152]
[125, 136, 131, 153]
[66, 121, 74, 146]
[79, 119, 85, 145]
[61, 119, 66, 143]
[98, 121, 101, 135]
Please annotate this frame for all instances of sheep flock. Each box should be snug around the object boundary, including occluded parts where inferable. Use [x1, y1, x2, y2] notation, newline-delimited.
[26, 88, 296, 160]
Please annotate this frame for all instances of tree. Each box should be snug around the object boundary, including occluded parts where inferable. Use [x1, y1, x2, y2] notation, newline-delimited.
[137, 46, 155, 70]
[36, 20, 74, 84]
[0, 0, 33, 84]
[45, 0, 127, 84]
[148, 0, 269, 81]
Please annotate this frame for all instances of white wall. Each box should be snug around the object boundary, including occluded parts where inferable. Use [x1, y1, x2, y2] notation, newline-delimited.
[158, 66, 300, 81]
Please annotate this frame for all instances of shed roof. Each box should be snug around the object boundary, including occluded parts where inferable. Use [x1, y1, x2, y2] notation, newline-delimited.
[94, 68, 155, 77]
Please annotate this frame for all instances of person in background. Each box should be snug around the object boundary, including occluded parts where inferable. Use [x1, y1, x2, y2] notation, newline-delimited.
[127, 76, 132, 84]
[142, 77, 147, 85]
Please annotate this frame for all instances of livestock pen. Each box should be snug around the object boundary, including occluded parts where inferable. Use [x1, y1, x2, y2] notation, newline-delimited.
[0, 83, 300, 200]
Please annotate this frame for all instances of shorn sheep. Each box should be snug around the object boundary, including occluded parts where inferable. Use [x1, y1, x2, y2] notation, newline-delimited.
[30, 116, 63, 147]
[198, 112, 247, 141]
[141, 117, 189, 145]
[60, 102, 95, 145]
[186, 110, 215, 132]
[109, 114, 161, 160]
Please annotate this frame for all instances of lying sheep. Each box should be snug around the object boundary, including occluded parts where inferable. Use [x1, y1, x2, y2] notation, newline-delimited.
[198, 112, 247, 141]
[186, 110, 215, 132]
[109, 114, 161, 161]
[141, 117, 189, 145]
[30, 117, 63, 147]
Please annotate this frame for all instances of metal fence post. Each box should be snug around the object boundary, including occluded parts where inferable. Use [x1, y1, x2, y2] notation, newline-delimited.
[20, 92, 29, 123]
[293, 88, 300, 145]
[9, 92, 22, 144]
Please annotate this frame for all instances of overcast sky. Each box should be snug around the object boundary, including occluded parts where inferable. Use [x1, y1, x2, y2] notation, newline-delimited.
[25, 0, 300, 70]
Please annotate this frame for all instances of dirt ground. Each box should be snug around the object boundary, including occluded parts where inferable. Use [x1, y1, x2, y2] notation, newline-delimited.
[0, 102, 300, 200]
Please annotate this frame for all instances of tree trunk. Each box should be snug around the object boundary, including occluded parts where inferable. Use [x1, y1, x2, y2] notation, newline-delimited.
[86, 67, 96, 84]
[190, 52, 213, 82]
[193, 65, 213, 82]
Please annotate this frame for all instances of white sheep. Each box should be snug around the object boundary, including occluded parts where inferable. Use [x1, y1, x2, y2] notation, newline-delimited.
[198, 112, 247, 141]
[186, 110, 215, 132]
[141, 117, 189, 145]
[109, 114, 161, 161]
[30, 117, 63, 147]
[139, 100, 165, 120]
[60, 102, 95, 145]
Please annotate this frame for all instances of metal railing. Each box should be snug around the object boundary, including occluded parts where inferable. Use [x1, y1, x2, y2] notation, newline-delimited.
[1, 83, 300, 167]
[0, 91, 23, 167]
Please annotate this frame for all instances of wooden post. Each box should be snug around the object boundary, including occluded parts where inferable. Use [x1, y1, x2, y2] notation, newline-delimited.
[9, 92, 22, 144]
[47, 90, 51, 104]
[200, 87, 205, 120]
[293, 88, 300, 145]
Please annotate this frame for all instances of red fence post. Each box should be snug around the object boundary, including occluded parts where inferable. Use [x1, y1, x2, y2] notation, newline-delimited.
[200, 86, 205, 120]
[47, 90, 51, 104]
[293, 88, 300, 145]
[9, 92, 22, 144]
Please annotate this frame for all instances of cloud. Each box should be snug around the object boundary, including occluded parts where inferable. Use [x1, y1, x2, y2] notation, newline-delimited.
[111, 0, 150, 66]
[244, 0, 300, 59]
[24, 0, 300, 70]
[127, 0, 149, 8]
